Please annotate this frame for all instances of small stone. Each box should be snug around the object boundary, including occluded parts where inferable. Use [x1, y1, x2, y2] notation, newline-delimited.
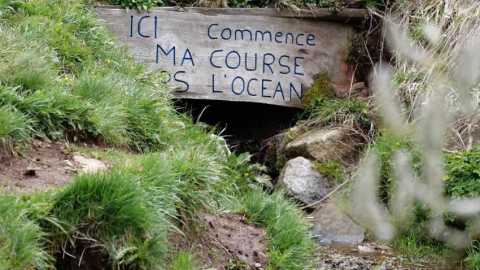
[254, 262, 262, 268]
[277, 157, 329, 204]
[63, 160, 74, 168]
[357, 245, 376, 254]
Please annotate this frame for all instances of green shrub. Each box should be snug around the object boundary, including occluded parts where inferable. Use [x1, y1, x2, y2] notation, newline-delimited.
[115, 143, 229, 218]
[125, 87, 176, 151]
[0, 195, 52, 270]
[444, 146, 480, 198]
[241, 190, 315, 270]
[300, 73, 371, 130]
[371, 136, 480, 262]
[372, 135, 480, 203]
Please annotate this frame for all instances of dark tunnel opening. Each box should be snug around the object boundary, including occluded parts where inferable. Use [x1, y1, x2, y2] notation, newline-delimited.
[175, 99, 301, 155]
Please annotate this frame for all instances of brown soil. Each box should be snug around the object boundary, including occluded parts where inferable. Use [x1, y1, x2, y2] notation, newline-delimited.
[0, 140, 105, 192]
[171, 213, 268, 269]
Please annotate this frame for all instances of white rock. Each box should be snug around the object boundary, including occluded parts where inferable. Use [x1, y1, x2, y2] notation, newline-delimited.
[277, 157, 329, 204]
[73, 155, 107, 173]
[357, 245, 376, 254]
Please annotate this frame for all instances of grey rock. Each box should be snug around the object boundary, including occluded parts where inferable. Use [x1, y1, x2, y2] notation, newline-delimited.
[311, 202, 365, 246]
[284, 127, 353, 162]
[277, 157, 329, 204]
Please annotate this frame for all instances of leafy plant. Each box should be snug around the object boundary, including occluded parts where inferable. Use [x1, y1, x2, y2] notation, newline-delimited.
[108, 0, 163, 10]
[444, 146, 480, 198]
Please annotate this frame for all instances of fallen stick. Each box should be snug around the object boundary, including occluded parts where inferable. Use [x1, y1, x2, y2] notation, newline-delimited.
[301, 178, 351, 209]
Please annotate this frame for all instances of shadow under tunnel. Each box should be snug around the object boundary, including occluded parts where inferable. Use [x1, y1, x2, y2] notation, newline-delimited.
[175, 99, 301, 155]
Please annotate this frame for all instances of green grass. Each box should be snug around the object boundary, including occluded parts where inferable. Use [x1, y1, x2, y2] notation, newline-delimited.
[48, 171, 167, 269]
[170, 251, 198, 270]
[0, 195, 52, 270]
[314, 160, 345, 185]
[0, 0, 182, 150]
[367, 133, 480, 266]
[303, 94, 372, 130]
[240, 190, 315, 270]
[0, 105, 30, 146]
[392, 224, 450, 260]
[299, 72, 372, 134]
[465, 241, 480, 270]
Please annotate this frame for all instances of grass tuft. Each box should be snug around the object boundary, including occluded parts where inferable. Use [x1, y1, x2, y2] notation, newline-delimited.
[49, 171, 166, 269]
[0, 195, 52, 270]
[170, 251, 197, 270]
[240, 190, 315, 270]
[0, 105, 30, 145]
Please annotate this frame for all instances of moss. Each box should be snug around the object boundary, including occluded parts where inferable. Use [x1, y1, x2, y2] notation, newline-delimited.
[302, 72, 336, 107]
[314, 160, 344, 185]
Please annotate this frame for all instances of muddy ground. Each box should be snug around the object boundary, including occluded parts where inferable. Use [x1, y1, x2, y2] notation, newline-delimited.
[0, 140, 106, 192]
[170, 213, 268, 269]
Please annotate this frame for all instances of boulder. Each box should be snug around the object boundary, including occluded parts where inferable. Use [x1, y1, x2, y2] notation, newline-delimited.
[284, 127, 353, 162]
[259, 125, 309, 174]
[277, 157, 329, 204]
[310, 202, 365, 246]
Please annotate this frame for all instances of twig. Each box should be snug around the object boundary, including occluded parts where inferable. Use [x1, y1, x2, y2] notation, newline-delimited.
[301, 178, 350, 209]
